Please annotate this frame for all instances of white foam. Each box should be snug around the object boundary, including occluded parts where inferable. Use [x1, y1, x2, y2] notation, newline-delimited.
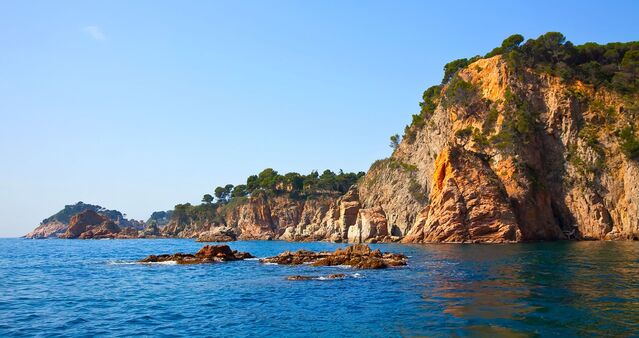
[107, 261, 136, 265]
[335, 265, 353, 269]
[145, 261, 178, 265]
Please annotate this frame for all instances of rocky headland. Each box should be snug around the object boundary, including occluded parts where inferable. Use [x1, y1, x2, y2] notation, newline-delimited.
[26, 33, 639, 244]
[25, 202, 150, 239]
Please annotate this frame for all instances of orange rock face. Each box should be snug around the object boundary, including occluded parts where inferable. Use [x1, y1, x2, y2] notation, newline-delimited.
[59, 210, 109, 239]
[403, 146, 521, 243]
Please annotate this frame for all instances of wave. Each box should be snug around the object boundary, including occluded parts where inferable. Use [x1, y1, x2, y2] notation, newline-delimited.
[315, 273, 362, 281]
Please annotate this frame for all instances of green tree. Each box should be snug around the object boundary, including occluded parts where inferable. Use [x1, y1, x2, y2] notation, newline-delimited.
[231, 184, 249, 198]
[303, 170, 319, 190]
[389, 134, 401, 150]
[443, 58, 470, 83]
[486, 34, 524, 58]
[214, 186, 226, 201]
[284, 172, 304, 192]
[246, 175, 259, 192]
[224, 184, 234, 198]
[202, 194, 214, 204]
[257, 168, 280, 190]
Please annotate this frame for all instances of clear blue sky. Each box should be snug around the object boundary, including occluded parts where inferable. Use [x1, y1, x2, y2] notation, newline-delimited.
[1, 1, 637, 237]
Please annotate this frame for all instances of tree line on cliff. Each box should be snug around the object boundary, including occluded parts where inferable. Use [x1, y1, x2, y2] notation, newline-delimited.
[397, 32, 639, 160]
[170, 168, 365, 225]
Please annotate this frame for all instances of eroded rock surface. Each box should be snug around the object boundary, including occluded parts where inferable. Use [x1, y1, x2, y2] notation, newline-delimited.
[139, 245, 254, 264]
[402, 146, 521, 243]
[260, 244, 407, 269]
[196, 227, 237, 242]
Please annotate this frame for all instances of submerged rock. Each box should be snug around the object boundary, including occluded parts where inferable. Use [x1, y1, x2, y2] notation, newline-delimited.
[139, 244, 254, 264]
[286, 273, 347, 281]
[261, 244, 407, 269]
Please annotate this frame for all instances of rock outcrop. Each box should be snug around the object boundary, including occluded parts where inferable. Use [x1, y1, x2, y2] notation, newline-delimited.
[359, 55, 639, 242]
[24, 220, 67, 239]
[196, 227, 237, 242]
[58, 210, 138, 239]
[402, 146, 521, 243]
[260, 244, 407, 269]
[139, 245, 254, 264]
[348, 206, 395, 243]
[25, 202, 147, 239]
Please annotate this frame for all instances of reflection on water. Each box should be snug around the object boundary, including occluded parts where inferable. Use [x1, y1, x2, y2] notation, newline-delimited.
[419, 242, 639, 336]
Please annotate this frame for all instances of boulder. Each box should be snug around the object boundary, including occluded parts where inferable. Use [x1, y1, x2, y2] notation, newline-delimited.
[196, 227, 237, 242]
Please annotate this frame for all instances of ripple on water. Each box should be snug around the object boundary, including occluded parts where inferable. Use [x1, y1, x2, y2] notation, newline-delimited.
[0, 239, 638, 337]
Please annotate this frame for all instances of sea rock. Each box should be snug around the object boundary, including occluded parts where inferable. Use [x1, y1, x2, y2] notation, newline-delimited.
[139, 245, 254, 264]
[260, 244, 407, 269]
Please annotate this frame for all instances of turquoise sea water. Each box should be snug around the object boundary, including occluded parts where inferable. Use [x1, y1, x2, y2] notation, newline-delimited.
[1, 238, 638, 337]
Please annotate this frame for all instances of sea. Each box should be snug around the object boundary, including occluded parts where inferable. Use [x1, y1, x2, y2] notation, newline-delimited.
[1, 238, 638, 337]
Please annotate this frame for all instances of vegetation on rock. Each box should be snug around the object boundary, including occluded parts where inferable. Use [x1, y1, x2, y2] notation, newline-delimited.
[41, 201, 128, 224]
[170, 168, 365, 227]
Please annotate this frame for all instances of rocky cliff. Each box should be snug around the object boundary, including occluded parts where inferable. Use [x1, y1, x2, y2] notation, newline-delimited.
[181, 37, 639, 243]
[362, 54, 638, 242]
[26, 34, 639, 243]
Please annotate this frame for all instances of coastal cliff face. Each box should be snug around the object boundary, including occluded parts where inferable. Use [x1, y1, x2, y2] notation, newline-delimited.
[26, 35, 639, 243]
[361, 55, 639, 242]
[162, 189, 364, 242]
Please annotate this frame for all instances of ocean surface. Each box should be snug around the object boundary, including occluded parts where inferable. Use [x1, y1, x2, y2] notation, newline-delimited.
[1, 238, 638, 337]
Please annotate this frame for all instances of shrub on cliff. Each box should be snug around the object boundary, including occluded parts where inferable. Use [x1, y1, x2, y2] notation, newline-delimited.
[620, 125, 639, 160]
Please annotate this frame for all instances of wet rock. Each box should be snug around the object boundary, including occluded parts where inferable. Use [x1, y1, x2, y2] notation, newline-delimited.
[286, 275, 316, 281]
[139, 245, 254, 264]
[261, 244, 407, 269]
[285, 273, 347, 281]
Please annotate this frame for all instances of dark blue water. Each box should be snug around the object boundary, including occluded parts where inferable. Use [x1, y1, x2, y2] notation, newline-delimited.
[1, 239, 638, 337]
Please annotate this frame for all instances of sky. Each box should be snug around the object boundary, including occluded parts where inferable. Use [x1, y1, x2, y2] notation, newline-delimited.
[1, 1, 638, 237]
